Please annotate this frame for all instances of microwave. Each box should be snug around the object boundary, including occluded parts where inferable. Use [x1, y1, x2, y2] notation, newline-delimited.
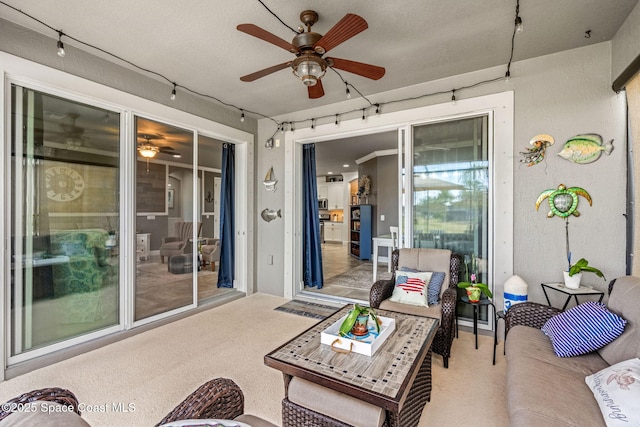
[318, 199, 328, 210]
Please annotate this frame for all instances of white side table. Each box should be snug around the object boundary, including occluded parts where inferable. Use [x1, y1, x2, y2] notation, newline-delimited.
[136, 233, 151, 261]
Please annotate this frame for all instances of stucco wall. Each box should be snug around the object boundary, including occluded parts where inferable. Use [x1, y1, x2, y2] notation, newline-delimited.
[257, 41, 627, 306]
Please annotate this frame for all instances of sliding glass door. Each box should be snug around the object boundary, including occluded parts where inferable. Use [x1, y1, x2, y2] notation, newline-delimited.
[9, 84, 120, 359]
[412, 115, 490, 321]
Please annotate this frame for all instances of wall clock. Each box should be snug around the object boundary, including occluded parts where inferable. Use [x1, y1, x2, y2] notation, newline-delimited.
[45, 166, 85, 202]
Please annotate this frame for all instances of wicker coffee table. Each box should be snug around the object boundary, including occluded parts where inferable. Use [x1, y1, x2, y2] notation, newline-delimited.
[265, 305, 439, 427]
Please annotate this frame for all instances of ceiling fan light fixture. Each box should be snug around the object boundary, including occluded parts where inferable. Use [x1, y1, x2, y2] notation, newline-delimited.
[138, 144, 159, 159]
[292, 55, 326, 87]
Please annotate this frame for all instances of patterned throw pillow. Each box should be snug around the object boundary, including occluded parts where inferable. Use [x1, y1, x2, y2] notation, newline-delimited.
[400, 268, 446, 305]
[585, 358, 640, 426]
[541, 301, 627, 358]
[389, 271, 433, 307]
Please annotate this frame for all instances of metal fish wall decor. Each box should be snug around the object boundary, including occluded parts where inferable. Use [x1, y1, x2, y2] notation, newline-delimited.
[557, 133, 614, 164]
[261, 208, 282, 222]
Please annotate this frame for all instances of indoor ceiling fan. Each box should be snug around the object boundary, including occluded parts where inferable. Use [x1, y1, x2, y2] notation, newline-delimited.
[136, 134, 181, 158]
[237, 10, 385, 99]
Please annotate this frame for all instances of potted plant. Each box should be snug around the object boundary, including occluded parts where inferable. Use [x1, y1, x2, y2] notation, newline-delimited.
[457, 273, 493, 303]
[564, 258, 605, 289]
[339, 304, 380, 337]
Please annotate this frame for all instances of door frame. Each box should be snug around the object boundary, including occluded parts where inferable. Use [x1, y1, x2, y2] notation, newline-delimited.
[1, 51, 254, 369]
[283, 92, 514, 319]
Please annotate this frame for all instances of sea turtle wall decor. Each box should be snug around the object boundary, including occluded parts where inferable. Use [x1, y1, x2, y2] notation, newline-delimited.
[520, 134, 555, 167]
[557, 133, 614, 164]
[535, 184, 592, 218]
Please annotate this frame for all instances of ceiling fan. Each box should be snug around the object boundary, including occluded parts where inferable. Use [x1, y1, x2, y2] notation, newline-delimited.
[237, 10, 385, 99]
[136, 134, 181, 158]
[47, 113, 89, 149]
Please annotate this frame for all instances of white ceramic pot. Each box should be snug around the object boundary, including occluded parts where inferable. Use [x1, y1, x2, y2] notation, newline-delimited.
[563, 271, 582, 289]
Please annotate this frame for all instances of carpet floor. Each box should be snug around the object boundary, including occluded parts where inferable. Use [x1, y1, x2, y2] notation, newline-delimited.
[0, 293, 508, 426]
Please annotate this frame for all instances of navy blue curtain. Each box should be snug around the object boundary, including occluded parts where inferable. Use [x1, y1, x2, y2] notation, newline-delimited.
[217, 143, 235, 288]
[302, 144, 323, 288]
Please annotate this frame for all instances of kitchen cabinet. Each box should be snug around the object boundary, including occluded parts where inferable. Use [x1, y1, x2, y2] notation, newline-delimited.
[317, 183, 328, 200]
[350, 205, 372, 260]
[327, 182, 344, 210]
[324, 222, 343, 242]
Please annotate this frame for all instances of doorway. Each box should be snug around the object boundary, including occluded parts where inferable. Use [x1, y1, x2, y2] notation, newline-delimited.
[299, 130, 400, 302]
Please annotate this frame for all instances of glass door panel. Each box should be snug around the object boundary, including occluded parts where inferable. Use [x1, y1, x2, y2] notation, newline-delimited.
[197, 135, 226, 302]
[412, 116, 489, 322]
[10, 85, 120, 356]
[134, 117, 195, 320]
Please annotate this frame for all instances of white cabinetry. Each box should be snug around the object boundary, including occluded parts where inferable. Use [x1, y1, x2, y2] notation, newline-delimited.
[136, 233, 151, 261]
[327, 182, 344, 210]
[317, 183, 328, 200]
[324, 222, 343, 242]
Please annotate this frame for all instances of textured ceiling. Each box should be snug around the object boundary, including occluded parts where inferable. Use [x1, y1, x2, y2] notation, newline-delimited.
[1, 0, 637, 120]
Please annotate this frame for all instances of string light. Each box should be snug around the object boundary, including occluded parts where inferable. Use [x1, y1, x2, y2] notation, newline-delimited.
[451, 89, 456, 104]
[56, 31, 65, 57]
[5, 0, 523, 135]
[311, 118, 315, 130]
[240, 109, 245, 122]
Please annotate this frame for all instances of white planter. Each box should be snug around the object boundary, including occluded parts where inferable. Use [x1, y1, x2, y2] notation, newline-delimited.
[563, 271, 582, 289]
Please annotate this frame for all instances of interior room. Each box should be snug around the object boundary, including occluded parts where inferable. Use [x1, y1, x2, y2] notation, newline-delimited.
[1, 1, 640, 426]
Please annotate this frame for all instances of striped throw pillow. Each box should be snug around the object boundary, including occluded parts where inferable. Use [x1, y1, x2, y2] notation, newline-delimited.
[541, 301, 626, 358]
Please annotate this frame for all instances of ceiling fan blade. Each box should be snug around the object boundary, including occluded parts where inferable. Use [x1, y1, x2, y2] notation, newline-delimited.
[237, 24, 297, 53]
[327, 57, 385, 80]
[313, 14, 368, 54]
[240, 61, 291, 82]
[308, 80, 325, 99]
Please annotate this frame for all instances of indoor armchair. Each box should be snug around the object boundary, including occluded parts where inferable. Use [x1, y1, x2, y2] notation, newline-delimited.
[200, 238, 220, 271]
[159, 221, 202, 264]
[370, 248, 462, 368]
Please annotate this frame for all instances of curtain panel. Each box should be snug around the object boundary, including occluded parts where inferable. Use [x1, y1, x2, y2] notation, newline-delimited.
[217, 143, 235, 288]
[302, 144, 323, 288]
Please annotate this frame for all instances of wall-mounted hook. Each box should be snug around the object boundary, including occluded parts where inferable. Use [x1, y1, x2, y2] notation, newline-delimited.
[584, 30, 591, 38]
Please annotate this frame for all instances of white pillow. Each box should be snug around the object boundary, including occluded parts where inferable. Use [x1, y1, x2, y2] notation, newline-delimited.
[585, 358, 640, 426]
[389, 271, 432, 307]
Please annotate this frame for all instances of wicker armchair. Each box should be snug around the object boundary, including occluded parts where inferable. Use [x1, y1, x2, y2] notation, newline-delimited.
[370, 248, 463, 368]
[0, 387, 81, 422]
[156, 377, 276, 427]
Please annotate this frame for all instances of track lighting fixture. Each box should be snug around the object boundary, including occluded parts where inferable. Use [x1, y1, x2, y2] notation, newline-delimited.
[170, 83, 176, 101]
[56, 31, 65, 57]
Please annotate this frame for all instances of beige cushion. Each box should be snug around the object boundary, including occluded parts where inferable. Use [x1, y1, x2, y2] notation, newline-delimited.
[235, 414, 278, 427]
[597, 276, 640, 366]
[287, 377, 385, 427]
[0, 402, 89, 427]
[379, 299, 442, 320]
[506, 326, 608, 427]
[397, 249, 452, 298]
